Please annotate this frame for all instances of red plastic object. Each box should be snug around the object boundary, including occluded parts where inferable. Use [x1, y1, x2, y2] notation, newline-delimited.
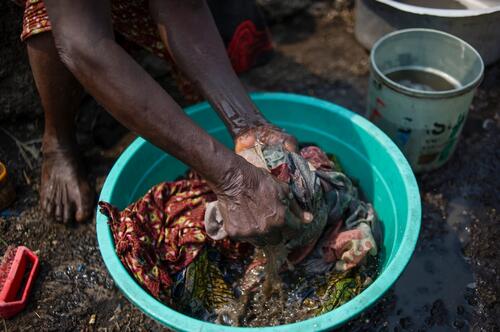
[0, 246, 39, 319]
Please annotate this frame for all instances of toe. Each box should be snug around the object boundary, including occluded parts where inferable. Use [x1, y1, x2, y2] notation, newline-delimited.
[44, 184, 57, 217]
[41, 193, 48, 211]
[75, 183, 94, 223]
[62, 185, 75, 223]
[54, 184, 63, 222]
[41, 182, 54, 212]
[40, 187, 48, 210]
[75, 203, 92, 223]
[45, 195, 55, 217]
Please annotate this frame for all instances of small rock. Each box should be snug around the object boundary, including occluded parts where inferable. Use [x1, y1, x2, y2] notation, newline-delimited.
[482, 118, 495, 130]
[303, 298, 316, 308]
[89, 314, 96, 325]
[466, 282, 476, 289]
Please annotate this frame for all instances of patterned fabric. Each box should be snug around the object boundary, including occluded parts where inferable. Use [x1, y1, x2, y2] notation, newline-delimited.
[18, 0, 273, 75]
[99, 172, 252, 302]
[314, 270, 363, 315]
[321, 220, 377, 271]
[172, 249, 237, 318]
[19, 0, 51, 41]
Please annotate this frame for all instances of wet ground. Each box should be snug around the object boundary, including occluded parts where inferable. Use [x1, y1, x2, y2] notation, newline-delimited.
[1, 5, 499, 332]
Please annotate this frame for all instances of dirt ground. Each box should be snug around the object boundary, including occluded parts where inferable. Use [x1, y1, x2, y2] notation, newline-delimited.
[1, 4, 499, 332]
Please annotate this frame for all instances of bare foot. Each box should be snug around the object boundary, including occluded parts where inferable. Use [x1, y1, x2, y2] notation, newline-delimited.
[40, 146, 94, 223]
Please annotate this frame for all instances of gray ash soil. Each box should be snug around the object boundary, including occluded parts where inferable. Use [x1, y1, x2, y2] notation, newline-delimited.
[1, 4, 499, 331]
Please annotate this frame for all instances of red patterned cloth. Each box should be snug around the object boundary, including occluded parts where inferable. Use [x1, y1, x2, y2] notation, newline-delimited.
[99, 173, 251, 300]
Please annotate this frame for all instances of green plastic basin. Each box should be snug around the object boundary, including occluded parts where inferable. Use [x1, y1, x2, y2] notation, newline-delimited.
[96, 92, 421, 331]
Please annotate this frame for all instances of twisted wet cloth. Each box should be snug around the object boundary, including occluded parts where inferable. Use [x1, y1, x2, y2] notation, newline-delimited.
[206, 143, 378, 272]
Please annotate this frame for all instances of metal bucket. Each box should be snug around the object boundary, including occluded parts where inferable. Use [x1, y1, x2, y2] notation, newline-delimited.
[354, 0, 500, 65]
[367, 28, 484, 172]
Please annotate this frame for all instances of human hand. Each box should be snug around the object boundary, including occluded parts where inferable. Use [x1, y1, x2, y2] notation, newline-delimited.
[211, 158, 308, 246]
[235, 125, 298, 154]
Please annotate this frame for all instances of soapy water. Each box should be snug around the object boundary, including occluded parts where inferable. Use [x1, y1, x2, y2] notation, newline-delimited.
[237, 255, 380, 327]
[180, 247, 381, 327]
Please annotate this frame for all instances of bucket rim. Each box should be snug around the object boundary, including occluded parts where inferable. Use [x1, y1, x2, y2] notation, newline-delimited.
[375, 0, 500, 17]
[370, 28, 484, 98]
[96, 92, 422, 332]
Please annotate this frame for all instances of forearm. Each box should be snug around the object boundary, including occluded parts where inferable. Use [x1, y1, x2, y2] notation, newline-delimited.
[151, 0, 268, 137]
[44, 1, 242, 186]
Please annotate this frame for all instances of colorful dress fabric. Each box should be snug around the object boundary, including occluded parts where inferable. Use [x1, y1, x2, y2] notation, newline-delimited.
[99, 172, 252, 302]
[17, 0, 273, 74]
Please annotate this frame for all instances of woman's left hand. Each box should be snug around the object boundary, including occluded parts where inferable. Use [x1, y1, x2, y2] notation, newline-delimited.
[235, 125, 298, 153]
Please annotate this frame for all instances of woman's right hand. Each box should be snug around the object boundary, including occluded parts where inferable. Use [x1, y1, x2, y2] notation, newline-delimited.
[211, 158, 289, 245]
[212, 156, 311, 246]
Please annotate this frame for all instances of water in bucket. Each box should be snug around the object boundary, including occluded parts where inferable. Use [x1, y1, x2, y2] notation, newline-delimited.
[385, 67, 461, 92]
[367, 29, 484, 172]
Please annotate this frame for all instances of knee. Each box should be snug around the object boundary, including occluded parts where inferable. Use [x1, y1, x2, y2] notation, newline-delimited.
[53, 36, 86, 71]
[51, 32, 101, 74]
